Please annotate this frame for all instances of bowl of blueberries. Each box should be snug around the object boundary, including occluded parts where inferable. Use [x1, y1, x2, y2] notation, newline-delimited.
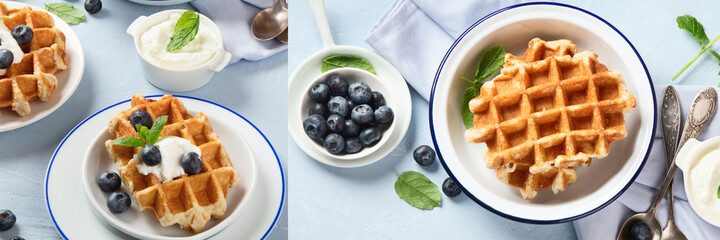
[289, 67, 412, 168]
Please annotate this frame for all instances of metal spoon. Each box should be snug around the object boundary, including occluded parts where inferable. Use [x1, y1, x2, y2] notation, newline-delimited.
[251, 0, 289, 41]
[617, 87, 717, 240]
[277, 27, 288, 43]
[659, 86, 688, 240]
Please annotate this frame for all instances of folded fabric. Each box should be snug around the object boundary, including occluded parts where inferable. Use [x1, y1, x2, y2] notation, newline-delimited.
[191, 0, 287, 63]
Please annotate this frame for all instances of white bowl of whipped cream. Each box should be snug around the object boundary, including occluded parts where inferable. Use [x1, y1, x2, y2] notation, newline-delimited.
[675, 137, 720, 227]
[127, 10, 232, 92]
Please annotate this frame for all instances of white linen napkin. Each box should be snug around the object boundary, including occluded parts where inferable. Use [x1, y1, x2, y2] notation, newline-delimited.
[190, 0, 287, 63]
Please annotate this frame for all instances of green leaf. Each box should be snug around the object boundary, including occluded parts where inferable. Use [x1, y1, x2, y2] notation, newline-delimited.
[475, 46, 506, 81]
[137, 125, 150, 144]
[394, 171, 441, 210]
[44, 3, 85, 25]
[462, 86, 480, 129]
[321, 55, 377, 75]
[717, 184, 720, 199]
[166, 10, 200, 52]
[677, 15, 709, 45]
[112, 137, 145, 147]
[148, 115, 168, 145]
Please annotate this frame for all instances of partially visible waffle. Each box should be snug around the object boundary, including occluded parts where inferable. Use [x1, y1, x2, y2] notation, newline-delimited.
[0, 2, 67, 116]
[465, 38, 636, 199]
[104, 94, 239, 232]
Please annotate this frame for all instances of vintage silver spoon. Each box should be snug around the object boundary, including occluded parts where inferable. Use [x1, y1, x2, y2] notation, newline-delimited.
[658, 86, 688, 240]
[251, 0, 289, 41]
[275, 0, 288, 43]
[617, 87, 717, 240]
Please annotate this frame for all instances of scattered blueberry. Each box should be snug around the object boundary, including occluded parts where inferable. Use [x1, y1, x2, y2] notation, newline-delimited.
[374, 106, 394, 124]
[358, 127, 382, 146]
[129, 110, 152, 131]
[348, 82, 372, 104]
[344, 137, 362, 154]
[308, 102, 327, 116]
[413, 145, 436, 166]
[0, 49, 13, 69]
[342, 119, 360, 137]
[327, 96, 350, 117]
[182, 152, 203, 175]
[326, 75, 349, 96]
[323, 133, 345, 154]
[97, 171, 121, 192]
[442, 177, 462, 197]
[630, 222, 650, 240]
[303, 114, 328, 140]
[11, 25, 33, 46]
[371, 91, 386, 109]
[326, 114, 346, 133]
[10, 236, 24, 240]
[107, 192, 131, 213]
[84, 0, 102, 14]
[351, 104, 374, 124]
[309, 83, 330, 103]
[0, 209, 16, 231]
[141, 145, 161, 166]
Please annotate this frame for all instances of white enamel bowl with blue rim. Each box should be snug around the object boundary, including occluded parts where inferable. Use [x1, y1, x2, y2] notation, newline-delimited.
[45, 95, 285, 239]
[430, 2, 656, 223]
[127, 0, 192, 6]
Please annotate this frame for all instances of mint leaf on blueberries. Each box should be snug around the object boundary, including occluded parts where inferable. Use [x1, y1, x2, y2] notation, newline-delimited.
[167, 10, 200, 52]
[113, 115, 168, 147]
[137, 125, 150, 144]
[321, 55, 377, 75]
[677, 15, 709, 44]
[147, 115, 168, 145]
[394, 171, 441, 210]
[44, 3, 85, 25]
[461, 46, 505, 129]
[112, 137, 145, 147]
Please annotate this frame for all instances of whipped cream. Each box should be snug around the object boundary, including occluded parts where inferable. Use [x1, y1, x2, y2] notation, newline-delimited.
[0, 24, 24, 75]
[688, 149, 720, 223]
[139, 13, 218, 69]
[135, 136, 202, 182]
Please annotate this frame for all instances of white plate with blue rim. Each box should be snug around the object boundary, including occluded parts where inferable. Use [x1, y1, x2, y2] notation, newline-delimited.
[430, 2, 656, 223]
[45, 95, 285, 239]
[127, 0, 192, 6]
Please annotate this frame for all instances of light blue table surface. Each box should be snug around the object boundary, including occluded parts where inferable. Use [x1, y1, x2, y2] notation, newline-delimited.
[289, 0, 720, 239]
[0, 0, 287, 239]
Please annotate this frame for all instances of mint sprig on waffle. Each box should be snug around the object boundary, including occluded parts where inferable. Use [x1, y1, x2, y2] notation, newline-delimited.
[112, 115, 168, 147]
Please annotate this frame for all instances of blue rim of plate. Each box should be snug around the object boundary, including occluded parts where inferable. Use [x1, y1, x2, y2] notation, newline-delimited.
[44, 95, 285, 239]
[429, 2, 656, 224]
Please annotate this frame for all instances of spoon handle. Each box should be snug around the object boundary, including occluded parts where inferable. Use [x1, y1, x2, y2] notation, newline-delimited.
[660, 86, 681, 228]
[307, 0, 336, 48]
[651, 87, 717, 211]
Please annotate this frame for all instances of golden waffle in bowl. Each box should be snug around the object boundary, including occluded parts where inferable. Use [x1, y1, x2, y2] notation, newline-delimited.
[104, 94, 239, 232]
[0, 2, 67, 117]
[464, 38, 636, 199]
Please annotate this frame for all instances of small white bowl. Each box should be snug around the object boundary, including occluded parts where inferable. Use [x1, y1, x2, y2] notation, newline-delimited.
[289, 67, 411, 167]
[127, 10, 232, 92]
[675, 137, 720, 227]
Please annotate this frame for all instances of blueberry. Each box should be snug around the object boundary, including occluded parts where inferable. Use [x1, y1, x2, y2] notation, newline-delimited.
[323, 133, 345, 154]
[371, 91, 386, 109]
[327, 96, 349, 117]
[442, 177, 462, 197]
[182, 152, 203, 175]
[326, 75, 349, 96]
[97, 171, 121, 192]
[374, 106, 394, 124]
[107, 192, 131, 213]
[303, 114, 328, 140]
[358, 127, 382, 146]
[342, 119, 360, 137]
[84, 0, 102, 14]
[129, 110, 152, 131]
[0, 209, 16, 231]
[346, 99, 356, 112]
[351, 104, 374, 124]
[344, 137, 362, 154]
[141, 145, 161, 166]
[326, 114, 346, 133]
[10, 236, 24, 240]
[308, 102, 327, 117]
[413, 145, 436, 166]
[348, 82, 372, 104]
[0, 49, 13, 69]
[630, 222, 650, 240]
[11, 25, 32, 46]
[309, 83, 330, 103]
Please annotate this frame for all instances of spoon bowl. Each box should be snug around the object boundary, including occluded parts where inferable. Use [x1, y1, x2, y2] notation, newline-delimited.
[617, 213, 661, 240]
[251, 0, 288, 41]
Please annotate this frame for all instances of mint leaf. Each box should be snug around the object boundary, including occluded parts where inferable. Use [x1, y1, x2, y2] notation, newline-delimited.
[167, 10, 200, 52]
[148, 115, 168, 145]
[394, 171, 441, 210]
[717, 184, 720, 199]
[475, 46, 506, 81]
[112, 137, 145, 147]
[321, 55, 377, 75]
[44, 3, 85, 25]
[462, 86, 480, 129]
[137, 125, 150, 144]
[677, 15, 709, 45]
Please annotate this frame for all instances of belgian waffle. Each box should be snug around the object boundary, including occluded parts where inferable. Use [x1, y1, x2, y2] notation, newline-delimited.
[465, 38, 636, 199]
[104, 94, 239, 232]
[0, 2, 67, 117]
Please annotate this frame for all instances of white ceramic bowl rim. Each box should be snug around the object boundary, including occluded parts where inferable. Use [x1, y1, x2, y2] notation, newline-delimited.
[429, 2, 657, 224]
[44, 95, 286, 239]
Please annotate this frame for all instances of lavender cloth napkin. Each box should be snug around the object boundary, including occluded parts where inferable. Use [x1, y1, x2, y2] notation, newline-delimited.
[190, 0, 286, 63]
